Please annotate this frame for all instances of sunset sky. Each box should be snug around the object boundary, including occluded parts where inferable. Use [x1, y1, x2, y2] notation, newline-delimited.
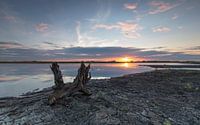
[0, 0, 200, 61]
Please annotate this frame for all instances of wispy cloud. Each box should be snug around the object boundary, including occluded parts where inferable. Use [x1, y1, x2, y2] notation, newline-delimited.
[76, 21, 97, 46]
[172, 14, 178, 20]
[87, 0, 111, 23]
[35, 23, 49, 32]
[76, 22, 114, 47]
[152, 26, 171, 32]
[186, 46, 200, 50]
[0, 4, 17, 22]
[93, 24, 118, 30]
[149, 1, 179, 14]
[93, 22, 141, 39]
[124, 3, 138, 10]
[145, 46, 166, 51]
[2, 15, 16, 22]
[0, 41, 23, 49]
[118, 22, 141, 39]
[181, 46, 200, 55]
[38, 42, 64, 50]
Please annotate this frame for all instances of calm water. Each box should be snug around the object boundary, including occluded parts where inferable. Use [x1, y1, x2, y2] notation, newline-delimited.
[0, 63, 199, 97]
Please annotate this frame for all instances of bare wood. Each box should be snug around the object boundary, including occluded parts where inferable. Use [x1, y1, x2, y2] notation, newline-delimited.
[50, 62, 64, 89]
[48, 62, 92, 105]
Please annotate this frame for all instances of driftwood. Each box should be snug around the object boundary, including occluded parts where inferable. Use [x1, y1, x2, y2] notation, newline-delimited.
[50, 63, 64, 89]
[48, 62, 91, 105]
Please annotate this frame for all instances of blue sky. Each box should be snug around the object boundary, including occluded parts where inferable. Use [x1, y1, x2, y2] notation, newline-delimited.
[0, 0, 200, 61]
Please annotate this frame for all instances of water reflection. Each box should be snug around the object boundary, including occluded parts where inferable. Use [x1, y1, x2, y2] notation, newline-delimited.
[2, 62, 197, 97]
[119, 63, 138, 68]
[0, 75, 24, 82]
[0, 63, 154, 97]
[122, 63, 129, 68]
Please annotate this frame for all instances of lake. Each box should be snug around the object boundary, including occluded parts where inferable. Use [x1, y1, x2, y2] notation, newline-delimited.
[0, 63, 199, 97]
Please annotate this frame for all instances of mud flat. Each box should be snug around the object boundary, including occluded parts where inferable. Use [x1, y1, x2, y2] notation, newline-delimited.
[0, 70, 200, 125]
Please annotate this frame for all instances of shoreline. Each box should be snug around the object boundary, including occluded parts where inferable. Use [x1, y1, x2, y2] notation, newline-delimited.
[140, 64, 200, 68]
[0, 69, 200, 125]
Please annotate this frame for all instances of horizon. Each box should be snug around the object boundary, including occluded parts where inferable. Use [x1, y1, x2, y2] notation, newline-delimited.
[0, 60, 200, 64]
[0, 0, 200, 61]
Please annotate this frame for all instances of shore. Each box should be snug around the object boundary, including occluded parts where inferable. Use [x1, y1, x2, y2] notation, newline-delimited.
[141, 64, 200, 68]
[0, 69, 200, 125]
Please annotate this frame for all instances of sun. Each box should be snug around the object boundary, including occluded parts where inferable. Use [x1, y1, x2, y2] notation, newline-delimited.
[122, 57, 130, 62]
[118, 57, 133, 62]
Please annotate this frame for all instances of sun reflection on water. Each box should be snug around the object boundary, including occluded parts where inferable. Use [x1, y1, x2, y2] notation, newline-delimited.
[120, 63, 137, 68]
[122, 63, 129, 68]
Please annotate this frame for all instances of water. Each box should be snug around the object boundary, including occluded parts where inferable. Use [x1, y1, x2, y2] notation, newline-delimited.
[0, 63, 199, 97]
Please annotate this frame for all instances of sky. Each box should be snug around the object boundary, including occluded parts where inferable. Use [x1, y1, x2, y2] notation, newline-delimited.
[0, 0, 200, 61]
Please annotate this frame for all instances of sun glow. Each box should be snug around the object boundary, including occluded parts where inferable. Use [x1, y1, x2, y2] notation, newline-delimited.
[117, 57, 133, 62]
[122, 63, 129, 68]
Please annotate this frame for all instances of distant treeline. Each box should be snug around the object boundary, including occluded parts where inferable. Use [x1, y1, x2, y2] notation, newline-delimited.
[0, 60, 199, 64]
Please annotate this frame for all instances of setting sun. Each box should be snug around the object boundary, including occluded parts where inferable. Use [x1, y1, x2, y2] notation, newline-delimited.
[122, 57, 132, 62]
[117, 57, 133, 62]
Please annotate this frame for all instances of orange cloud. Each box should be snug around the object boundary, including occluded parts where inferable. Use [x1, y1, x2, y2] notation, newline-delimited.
[149, 1, 179, 14]
[124, 3, 138, 10]
[93, 22, 141, 39]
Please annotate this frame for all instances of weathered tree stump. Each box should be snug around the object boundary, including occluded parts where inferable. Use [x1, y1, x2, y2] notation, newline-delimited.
[50, 62, 64, 89]
[48, 62, 92, 105]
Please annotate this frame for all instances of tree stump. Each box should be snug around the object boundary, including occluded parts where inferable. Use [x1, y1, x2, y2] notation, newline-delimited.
[50, 62, 64, 89]
[48, 62, 92, 105]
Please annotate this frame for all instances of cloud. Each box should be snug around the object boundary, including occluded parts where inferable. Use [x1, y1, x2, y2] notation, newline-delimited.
[172, 14, 178, 20]
[145, 46, 166, 50]
[75, 22, 118, 47]
[35, 23, 49, 32]
[88, 0, 111, 23]
[2, 15, 16, 22]
[118, 22, 139, 32]
[185, 46, 200, 50]
[182, 46, 200, 55]
[152, 26, 171, 32]
[148, 53, 172, 57]
[76, 21, 98, 46]
[76, 21, 84, 43]
[118, 22, 141, 39]
[93, 22, 141, 39]
[93, 24, 118, 30]
[0, 2, 17, 22]
[149, 1, 179, 14]
[124, 3, 138, 10]
[0, 41, 23, 49]
[0, 42, 200, 61]
[38, 42, 64, 50]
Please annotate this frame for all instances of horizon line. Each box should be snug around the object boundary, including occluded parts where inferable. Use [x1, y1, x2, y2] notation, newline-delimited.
[0, 60, 200, 64]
